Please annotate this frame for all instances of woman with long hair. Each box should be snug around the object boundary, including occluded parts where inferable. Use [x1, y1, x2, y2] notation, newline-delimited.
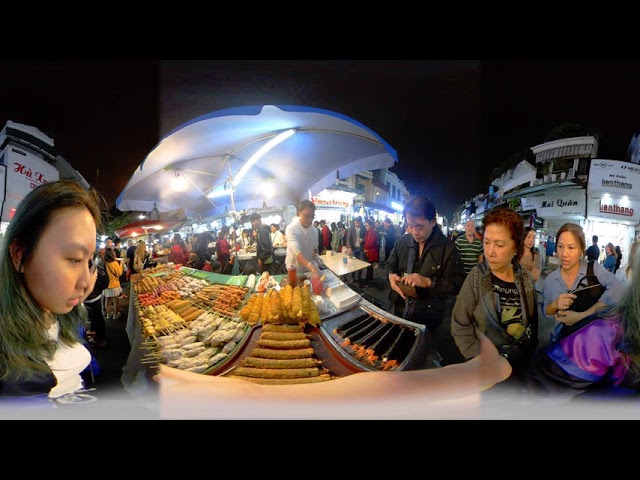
[603, 242, 616, 273]
[0, 180, 103, 399]
[614, 245, 622, 274]
[133, 240, 148, 273]
[240, 229, 253, 249]
[518, 227, 542, 282]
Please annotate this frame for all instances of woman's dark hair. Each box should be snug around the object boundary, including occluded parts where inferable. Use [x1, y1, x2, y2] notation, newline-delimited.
[104, 247, 116, 262]
[555, 223, 586, 257]
[403, 196, 436, 221]
[0, 180, 104, 382]
[523, 226, 537, 257]
[483, 207, 525, 261]
[605, 242, 615, 256]
[614, 245, 622, 273]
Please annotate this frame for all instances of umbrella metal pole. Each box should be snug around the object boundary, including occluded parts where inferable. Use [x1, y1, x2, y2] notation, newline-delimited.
[225, 162, 237, 214]
[181, 171, 221, 210]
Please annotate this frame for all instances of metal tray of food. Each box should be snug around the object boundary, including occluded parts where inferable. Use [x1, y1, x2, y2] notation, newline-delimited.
[320, 304, 433, 371]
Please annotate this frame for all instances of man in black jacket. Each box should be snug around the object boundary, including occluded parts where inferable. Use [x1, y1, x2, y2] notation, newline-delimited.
[385, 196, 466, 366]
[85, 251, 109, 347]
[382, 217, 398, 263]
[250, 212, 275, 275]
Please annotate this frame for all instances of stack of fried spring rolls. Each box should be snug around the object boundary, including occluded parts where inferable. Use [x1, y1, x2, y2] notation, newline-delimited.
[229, 323, 332, 385]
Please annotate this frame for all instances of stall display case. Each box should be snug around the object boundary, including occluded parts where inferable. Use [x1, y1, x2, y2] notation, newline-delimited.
[122, 265, 439, 392]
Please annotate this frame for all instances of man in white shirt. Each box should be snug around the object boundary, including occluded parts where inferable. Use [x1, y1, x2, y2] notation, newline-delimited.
[270, 223, 284, 247]
[285, 200, 321, 279]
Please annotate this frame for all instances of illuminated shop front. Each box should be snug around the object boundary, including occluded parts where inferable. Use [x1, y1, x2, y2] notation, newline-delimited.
[520, 186, 587, 252]
[311, 190, 357, 225]
[0, 128, 60, 241]
[583, 159, 640, 268]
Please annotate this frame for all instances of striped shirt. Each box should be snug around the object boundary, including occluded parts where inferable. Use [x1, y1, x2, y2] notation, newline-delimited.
[455, 235, 483, 275]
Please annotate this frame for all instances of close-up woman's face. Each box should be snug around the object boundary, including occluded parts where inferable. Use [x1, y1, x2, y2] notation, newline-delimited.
[524, 230, 535, 250]
[19, 206, 97, 314]
[483, 223, 516, 274]
[556, 231, 582, 271]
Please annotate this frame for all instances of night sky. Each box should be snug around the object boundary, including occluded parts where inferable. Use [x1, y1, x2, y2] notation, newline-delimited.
[1, 60, 639, 219]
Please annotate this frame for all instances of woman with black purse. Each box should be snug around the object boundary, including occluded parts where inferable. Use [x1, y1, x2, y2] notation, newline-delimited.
[541, 223, 625, 342]
[451, 207, 538, 384]
[526, 234, 640, 402]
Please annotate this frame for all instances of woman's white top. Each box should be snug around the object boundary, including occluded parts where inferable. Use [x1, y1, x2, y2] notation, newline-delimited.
[45, 321, 91, 398]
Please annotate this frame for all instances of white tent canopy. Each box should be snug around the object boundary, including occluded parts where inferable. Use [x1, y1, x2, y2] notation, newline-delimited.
[116, 105, 398, 218]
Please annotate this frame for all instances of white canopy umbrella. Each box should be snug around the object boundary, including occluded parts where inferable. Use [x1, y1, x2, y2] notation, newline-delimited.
[116, 105, 398, 218]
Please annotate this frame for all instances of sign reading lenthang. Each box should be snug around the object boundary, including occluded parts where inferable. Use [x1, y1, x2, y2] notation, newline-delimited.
[520, 187, 585, 219]
[586, 195, 640, 225]
[587, 158, 640, 198]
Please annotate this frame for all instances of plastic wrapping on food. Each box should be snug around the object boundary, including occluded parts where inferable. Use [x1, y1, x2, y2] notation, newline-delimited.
[313, 295, 331, 315]
[246, 274, 256, 291]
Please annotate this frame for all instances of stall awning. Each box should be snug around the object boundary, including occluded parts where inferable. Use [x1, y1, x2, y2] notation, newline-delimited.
[114, 219, 185, 240]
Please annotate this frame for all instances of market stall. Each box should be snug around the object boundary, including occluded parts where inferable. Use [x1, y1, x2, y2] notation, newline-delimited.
[115, 219, 185, 241]
[114, 104, 413, 402]
[121, 263, 439, 394]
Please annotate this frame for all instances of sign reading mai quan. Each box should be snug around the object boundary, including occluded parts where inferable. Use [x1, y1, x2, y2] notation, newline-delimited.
[520, 187, 585, 218]
[587, 158, 640, 197]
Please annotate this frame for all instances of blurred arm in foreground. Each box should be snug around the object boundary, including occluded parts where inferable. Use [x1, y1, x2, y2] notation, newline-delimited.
[156, 332, 512, 420]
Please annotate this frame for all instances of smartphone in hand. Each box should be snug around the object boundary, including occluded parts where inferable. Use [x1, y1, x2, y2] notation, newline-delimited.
[397, 281, 418, 298]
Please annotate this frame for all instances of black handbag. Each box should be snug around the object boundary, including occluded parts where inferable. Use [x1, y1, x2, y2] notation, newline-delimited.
[562, 260, 605, 338]
[496, 325, 534, 367]
[568, 260, 605, 312]
[403, 297, 446, 329]
[398, 241, 447, 329]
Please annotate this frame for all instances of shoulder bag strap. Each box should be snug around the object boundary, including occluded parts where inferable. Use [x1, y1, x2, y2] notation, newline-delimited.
[106, 264, 117, 280]
[406, 243, 416, 274]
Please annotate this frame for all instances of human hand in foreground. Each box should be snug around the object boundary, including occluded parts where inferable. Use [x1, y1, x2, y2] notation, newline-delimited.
[402, 272, 429, 288]
[554, 309, 585, 326]
[156, 332, 512, 419]
[388, 273, 406, 299]
[554, 292, 577, 311]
